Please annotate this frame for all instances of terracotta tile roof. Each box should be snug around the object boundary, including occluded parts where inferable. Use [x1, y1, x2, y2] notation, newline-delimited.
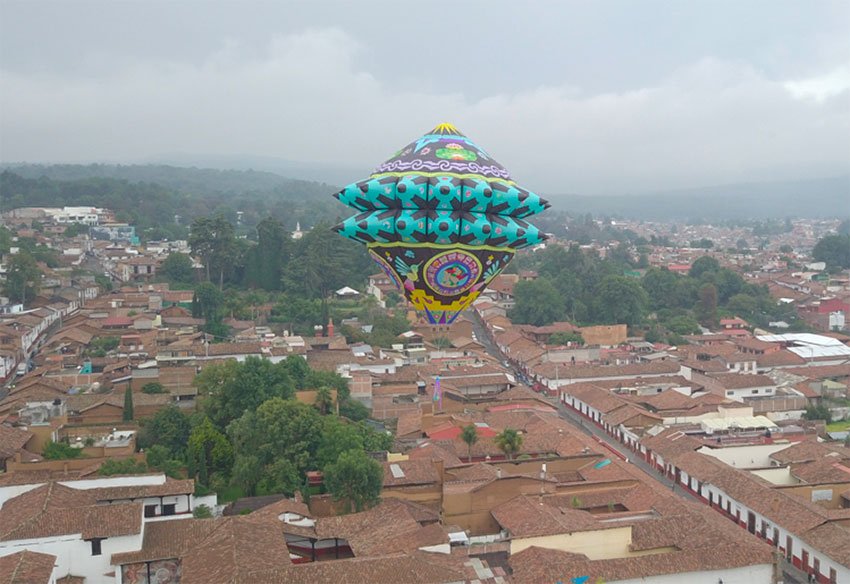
[111, 519, 219, 565]
[604, 405, 663, 427]
[194, 342, 263, 357]
[674, 451, 828, 535]
[556, 361, 681, 380]
[87, 478, 196, 502]
[640, 429, 703, 460]
[491, 495, 601, 537]
[0, 425, 33, 459]
[770, 440, 850, 465]
[786, 364, 850, 379]
[248, 553, 466, 584]
[0, 482, 142, 541]
[395, 409, 422, 437]
[510, 542, 773, 582]
[385, 498, 441, 524]
[680, 358, 730, 373]
[707, 372, 775, 389]
[0, 550, 57, 584]
[382, 459, 440, 487]
[756, 349, 807, 367]
[445, 462, 500, 482]
[407, 442, 464, 467]
[277, 498, 447, 558]
[564, 384, 629, 414]
[800, 522, 850, 568]
[790, 457, 850, 484]
[178, 514, 293, 584]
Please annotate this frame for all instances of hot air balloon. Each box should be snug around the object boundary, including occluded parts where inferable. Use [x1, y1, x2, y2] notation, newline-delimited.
[333, 123, 549, 325]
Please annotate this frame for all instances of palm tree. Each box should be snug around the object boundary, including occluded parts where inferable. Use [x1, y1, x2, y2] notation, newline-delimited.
[460, 425, 478, 462]
[494, 428, 523, 460]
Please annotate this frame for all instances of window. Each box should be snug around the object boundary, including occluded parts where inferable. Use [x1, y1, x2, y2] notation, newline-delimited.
[162, 503, 176, 516]
[90, 538, 103, 556]
[830, 567, 837, 583]
[752, 389, 759, 394]
[144, 504, 157, 518]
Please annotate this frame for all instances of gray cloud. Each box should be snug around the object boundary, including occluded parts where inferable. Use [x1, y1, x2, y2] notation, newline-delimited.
[1, 2, 848, 195]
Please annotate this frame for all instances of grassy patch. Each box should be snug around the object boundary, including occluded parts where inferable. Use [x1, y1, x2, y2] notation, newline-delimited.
[825, 419, 850, 432]
[216, 485, 245, 503]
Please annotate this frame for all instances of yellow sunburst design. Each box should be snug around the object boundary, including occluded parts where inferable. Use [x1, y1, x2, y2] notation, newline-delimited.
[431, 122, 461, 135]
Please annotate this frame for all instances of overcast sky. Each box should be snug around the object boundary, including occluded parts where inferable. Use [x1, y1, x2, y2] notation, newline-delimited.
[1, 1, 848, 195]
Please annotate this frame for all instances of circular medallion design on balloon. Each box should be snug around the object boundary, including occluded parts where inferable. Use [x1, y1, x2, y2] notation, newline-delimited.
[424, 250, 482, 296]
[368, 249, 402, 290]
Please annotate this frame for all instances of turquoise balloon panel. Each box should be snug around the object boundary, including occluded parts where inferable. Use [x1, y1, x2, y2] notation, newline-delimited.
[394, 209, 428, 243]
[427, 177, 462, 211]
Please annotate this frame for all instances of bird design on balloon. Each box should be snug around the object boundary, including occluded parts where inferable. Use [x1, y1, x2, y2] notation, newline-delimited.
[333, 123, 549, 325]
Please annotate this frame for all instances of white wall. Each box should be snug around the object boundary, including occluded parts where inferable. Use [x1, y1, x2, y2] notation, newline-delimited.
[0, 528, 143, 584]
[697, 443, 791, 469]
[749, 467, 800, 486]
[608, 564, 773, 584]
[60, 474, 165, 490]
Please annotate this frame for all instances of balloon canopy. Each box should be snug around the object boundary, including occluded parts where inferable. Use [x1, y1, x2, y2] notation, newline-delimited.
[333, 123, 549, 325]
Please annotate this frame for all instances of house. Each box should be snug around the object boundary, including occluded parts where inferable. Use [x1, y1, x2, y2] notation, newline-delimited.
[0, 482, 144, 583]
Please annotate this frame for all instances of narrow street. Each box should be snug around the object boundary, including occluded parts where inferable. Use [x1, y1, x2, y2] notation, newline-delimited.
[473, 311, 809, 583]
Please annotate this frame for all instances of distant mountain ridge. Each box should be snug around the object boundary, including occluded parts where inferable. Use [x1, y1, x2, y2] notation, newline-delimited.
[3, 163, 847, 220]
[545, 175, 850, 220]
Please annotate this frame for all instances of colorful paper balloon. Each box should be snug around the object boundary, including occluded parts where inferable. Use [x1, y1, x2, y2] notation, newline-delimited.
[333, 123, 549, 324]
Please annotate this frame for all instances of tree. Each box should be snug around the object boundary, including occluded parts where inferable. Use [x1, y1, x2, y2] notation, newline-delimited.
[189, 215, 237, 288]
[316, 418, 364, 469]
[192, 281, 224, 322]
[508, 279, 565, 326]
[196, 357, 295, 430]
[136, 406, 191, 457]
[641, 267, 679, 311]
[695, 283, 718, 327]
[43, 440, 83, 460]
[323, 449, 383, 513]
[145, 445, 183, 478]
[99, 458, 148, 475]
[314, 386, 334, 415]
[161, 253, 195, 283]
[663, 315, 701, 335]
[593, 275, 648, 326]
[494, 428, 523, 460]
[803, 404, 832, 423]
[188, 417, 234, 484]
[548, 332, 584, 346]
[689, 256, 720, 279]
[244, 217, 289, 291]
[2, 251, 41, 305]
[123, 387, 134, 421]
[726, 294, 758, 320]
[460, 425, 478, 462]
[228, 398, 323, 475]
[812, 234, 850, 269]
[193, 505, 213, 519]
[141, 382, 167, 394]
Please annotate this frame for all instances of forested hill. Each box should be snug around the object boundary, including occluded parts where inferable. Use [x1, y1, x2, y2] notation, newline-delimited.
[0, 167, 347, 241]
[1, 163, 336, 196]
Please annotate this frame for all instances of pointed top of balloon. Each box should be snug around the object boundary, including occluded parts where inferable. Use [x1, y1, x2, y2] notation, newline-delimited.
[373, 122, 511, 181]
[430, 122, 464, 136]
